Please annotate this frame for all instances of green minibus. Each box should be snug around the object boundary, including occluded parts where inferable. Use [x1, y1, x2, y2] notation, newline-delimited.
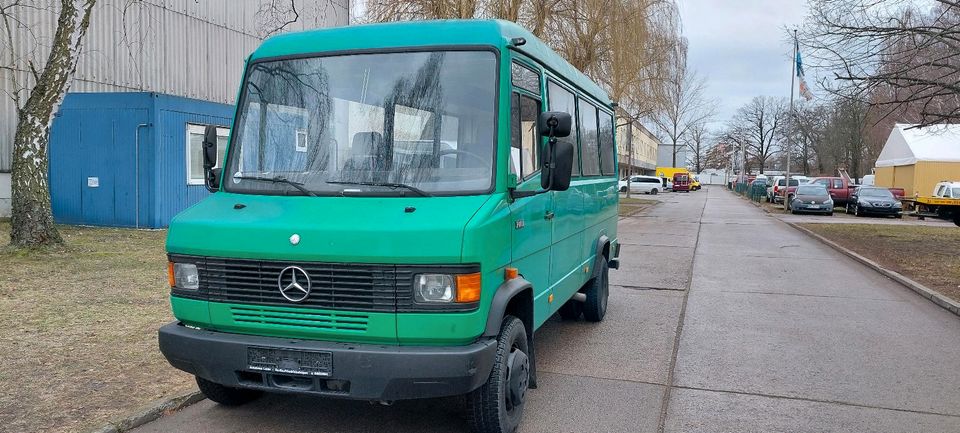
[159, 19, 620, 433]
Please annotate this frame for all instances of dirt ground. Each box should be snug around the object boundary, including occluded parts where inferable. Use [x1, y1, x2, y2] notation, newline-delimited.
[0, 222, 194, 433]
[619, 196, 659, 216]
[799, 223, 960, 303]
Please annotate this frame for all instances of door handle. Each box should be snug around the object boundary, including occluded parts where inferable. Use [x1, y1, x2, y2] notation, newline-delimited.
[544, 211, 555, 220]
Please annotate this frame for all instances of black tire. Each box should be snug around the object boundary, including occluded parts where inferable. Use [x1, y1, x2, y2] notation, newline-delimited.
[196, 376, 262, 406]
[619, 186, 627, 193]
[896, 214, 903, 219]
[467, 315, 530, 433]
[651, 188, 658, 195]
[854, 205, 862, 217]
[954, 216, 960, 227]
[827, 212, 833, 217]
[557, 299, 582, 320]
[582, 260, 609, 322]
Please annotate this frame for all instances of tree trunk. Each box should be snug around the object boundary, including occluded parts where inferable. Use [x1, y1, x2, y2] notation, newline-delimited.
[10, 0, 96, 247]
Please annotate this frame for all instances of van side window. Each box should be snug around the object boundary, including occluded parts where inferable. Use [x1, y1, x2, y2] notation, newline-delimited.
[511, 62, 540, 94]
[578, 98, 600, 176]
[547, 80, 580, 177]
[599, 111, 615, 175]
[510, 93, 540, 179]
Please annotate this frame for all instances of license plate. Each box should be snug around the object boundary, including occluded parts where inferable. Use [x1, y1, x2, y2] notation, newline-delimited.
[247, 347, 332, 376]
[809, 205, 820, 209]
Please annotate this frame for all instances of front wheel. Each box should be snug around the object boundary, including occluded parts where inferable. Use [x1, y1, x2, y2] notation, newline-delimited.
[467, 316, 530, 433]
[619, 186, 627, 193]
[196, 376, 262, 406]
[583, 260, 609, 322]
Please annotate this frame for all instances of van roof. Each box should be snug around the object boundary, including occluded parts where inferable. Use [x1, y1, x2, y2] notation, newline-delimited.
[251, 19, 611, 107]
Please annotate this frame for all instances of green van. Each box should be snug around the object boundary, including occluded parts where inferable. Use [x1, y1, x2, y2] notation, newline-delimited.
[159, 19, 619, 432]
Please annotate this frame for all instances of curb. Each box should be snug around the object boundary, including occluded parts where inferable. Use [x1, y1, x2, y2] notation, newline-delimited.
[88, 390, 205, 433]
[785, 221, 960, 318]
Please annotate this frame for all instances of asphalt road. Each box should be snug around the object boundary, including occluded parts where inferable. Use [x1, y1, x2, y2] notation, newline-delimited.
[133, 186, 960, 433]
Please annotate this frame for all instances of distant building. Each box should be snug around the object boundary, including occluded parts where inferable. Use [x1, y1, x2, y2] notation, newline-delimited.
[616, 121, 658, 177]
[657, 143, 689, 168]
[0, 0, 349, 217]
[874, 123, 960, 197]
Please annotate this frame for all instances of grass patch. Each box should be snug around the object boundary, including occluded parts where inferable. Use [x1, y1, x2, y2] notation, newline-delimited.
[619, 197, 658, 216]
[799, 223, 960, 303]
[0, 222, 193, 433]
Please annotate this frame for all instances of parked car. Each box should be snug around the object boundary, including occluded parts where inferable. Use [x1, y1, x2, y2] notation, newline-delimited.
[768, 176, 806, 203]
[619, 175, 662, 194]
[690, 176, 702, 191]
[846, 187, 902, 218]
[805, 176, 905, 207]
[790, 184, 834, 215]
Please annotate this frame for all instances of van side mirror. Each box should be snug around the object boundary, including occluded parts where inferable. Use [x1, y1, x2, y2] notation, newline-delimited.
[542, 140, 573, 191]
[202, 125, 220, 192]
[538, 111, 572, 138]
[511, 112, 574, 200]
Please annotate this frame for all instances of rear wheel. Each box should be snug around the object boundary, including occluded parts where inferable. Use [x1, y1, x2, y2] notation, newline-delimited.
[196, 376, 262, 406]
[583, 260, 609, 322]
[651, 188, 659, 195]
[467, 315, 529, 433]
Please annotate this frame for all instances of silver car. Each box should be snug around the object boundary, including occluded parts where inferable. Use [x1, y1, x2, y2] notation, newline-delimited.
[790, 184, 834, 216]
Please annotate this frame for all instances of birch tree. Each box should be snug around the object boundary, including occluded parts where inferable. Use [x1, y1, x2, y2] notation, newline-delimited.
[3, 0, 96, 247]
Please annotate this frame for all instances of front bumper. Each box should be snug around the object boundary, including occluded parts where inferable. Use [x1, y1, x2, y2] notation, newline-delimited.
[793, 204, 833, 214]
[159, 322, 497, 400]
[859, 206, 901, 215]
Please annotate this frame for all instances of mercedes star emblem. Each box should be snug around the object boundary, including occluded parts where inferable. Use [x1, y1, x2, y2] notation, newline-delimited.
[277, 266, 311, 303]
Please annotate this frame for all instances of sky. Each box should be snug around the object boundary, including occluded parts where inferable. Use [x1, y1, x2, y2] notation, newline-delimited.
[677, 0, 809, 127]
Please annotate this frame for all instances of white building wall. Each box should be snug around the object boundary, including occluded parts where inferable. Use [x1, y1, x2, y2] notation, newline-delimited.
[0, 0, 349, 215]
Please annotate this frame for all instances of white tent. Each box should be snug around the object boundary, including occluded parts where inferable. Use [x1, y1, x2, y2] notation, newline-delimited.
[875, 124, 960, 167]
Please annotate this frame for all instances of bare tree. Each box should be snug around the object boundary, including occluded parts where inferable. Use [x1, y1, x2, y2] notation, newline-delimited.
[801, 0, 960, 128]
[724, 96, 788, 174]
[684, 121, 712, 173]
[650, 39, 715, 168]
[3, 0, 96, 247]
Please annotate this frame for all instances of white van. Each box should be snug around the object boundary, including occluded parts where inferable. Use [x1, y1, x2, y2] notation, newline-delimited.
[619, 175, 664, 195]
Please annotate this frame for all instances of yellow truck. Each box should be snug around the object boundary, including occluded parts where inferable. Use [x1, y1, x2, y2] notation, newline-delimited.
[655, 167, 700, 191]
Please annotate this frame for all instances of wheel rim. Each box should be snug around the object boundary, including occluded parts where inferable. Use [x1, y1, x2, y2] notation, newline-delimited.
[505, 346, 529, 413]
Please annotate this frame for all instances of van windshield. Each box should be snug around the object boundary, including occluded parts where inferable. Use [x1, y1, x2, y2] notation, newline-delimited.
[224, 50, 498, 196]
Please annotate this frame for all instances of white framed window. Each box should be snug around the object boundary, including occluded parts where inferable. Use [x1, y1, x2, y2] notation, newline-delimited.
[187, 123, 229, 185]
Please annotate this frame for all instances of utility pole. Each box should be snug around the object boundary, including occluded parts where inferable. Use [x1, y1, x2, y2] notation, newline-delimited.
[785, 29, 797, 211]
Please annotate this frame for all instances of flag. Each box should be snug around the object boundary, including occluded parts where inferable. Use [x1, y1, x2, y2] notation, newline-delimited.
[795, 43, 814, 101]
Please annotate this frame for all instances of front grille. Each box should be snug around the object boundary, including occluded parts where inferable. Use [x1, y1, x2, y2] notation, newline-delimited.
[170, 255, 479, 313]
[231, 306, 369, 332]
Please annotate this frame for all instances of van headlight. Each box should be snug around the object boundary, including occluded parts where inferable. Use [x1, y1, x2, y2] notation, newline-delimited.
[414, 274, 455, 302]
[169, 262, 199, 290]
[414, 273, 481, 304]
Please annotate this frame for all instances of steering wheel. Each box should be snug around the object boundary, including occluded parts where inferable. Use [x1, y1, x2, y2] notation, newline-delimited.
[436, 149, 491, 169]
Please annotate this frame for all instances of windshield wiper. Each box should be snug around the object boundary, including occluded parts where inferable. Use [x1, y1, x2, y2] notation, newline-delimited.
[233, 175, 317, 197]
[326, 180, 432, 197]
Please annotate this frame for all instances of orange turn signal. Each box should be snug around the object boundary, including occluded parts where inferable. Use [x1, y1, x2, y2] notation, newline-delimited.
[167, 262, 176, 287]
[504, 267, 519, 280]
[455, 273, 482, 303]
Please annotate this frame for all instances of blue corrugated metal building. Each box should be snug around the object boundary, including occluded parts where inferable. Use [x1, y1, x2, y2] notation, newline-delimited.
[50, 92, 233, 228]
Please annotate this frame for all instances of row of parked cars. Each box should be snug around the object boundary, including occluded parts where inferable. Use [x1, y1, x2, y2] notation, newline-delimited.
[618, 174, 701, 195]
[752, 175, 905, 218]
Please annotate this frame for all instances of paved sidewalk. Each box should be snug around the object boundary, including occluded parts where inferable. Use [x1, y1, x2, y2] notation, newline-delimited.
[133, 187, 960, 432]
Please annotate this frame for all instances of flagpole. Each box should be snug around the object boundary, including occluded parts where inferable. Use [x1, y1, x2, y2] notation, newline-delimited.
[785, 29, 797, 211]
